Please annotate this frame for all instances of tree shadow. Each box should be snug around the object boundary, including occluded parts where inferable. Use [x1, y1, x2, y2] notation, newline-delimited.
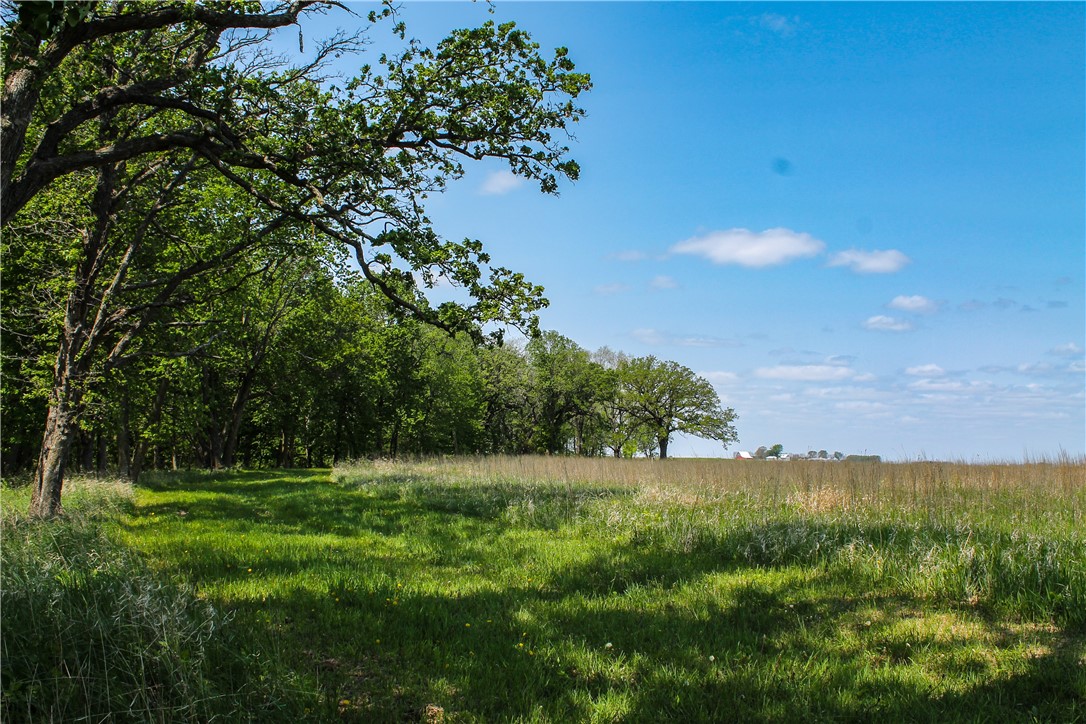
[119, 470, 1086, 722]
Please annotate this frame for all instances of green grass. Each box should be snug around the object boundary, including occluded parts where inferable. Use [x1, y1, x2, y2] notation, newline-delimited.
[3, 460, 1084, 722]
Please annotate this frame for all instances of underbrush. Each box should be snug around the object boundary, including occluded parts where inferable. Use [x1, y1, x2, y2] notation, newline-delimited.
[0, 478, 312, 723]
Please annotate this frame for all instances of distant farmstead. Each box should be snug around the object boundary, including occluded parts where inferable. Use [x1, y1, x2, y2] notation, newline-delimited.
[734, 451, 754, 460]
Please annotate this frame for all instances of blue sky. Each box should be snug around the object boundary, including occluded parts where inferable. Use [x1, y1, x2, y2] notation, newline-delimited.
[293, 2, 1084, 461]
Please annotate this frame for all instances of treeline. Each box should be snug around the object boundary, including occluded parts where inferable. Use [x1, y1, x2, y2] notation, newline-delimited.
[0, 2, 734, 515]
[2, 247, 736, 476]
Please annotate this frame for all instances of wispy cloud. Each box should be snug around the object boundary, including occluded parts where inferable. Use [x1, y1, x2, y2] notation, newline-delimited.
[650, 275, 679, 290]
[828, 249, 910, 274]
[889, 295, 939, 314]
[594, 283, 630, 296]
[1050, 342, 1084, 357]
[632, 328, 742, 348]
[755, 364, 856, 382]
[672, 228, 825, 268]
[754, 13, 800, 37]
[863, 315, 914, 332]
[479, 170, 523, 195]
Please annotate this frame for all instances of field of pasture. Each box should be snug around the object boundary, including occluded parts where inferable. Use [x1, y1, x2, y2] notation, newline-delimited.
[2, 456, 1084, 722]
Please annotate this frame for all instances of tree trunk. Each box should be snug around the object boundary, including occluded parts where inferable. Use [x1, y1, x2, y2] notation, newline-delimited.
[29, 363, 83, 517]
[130, 377, 168, 482]
[222, 367, 259, 468]
[117, 395, 131, 478]
[389, 418, 400, 458]
[30, 404, 74, 517]
[658, 435, 669, 460]
[97, 432, 109, 474]
[79, 427, 95, 472]
[279, 427, 294, 468]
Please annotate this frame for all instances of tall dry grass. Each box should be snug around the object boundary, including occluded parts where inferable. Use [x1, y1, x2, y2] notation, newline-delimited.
[334, 455, 1086, 626]
[335, 454, 1085, 520]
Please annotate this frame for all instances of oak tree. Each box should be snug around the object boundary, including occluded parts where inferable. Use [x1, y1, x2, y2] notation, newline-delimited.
[618, 356, 737, 459]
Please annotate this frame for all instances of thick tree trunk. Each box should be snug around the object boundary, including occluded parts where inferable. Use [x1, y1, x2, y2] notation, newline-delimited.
[658, 435, 669, 460]
[30, 371, 82, 517]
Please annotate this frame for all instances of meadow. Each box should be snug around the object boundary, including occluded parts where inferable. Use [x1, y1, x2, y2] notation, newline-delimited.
[2, 456, 1084, 722]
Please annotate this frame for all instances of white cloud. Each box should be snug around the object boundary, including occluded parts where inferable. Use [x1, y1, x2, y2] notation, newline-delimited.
[889, 295, 939, 314]
[828, 249, 910, 274]
[905, 363, 945, 377]
[672, 228, 825, 268]
[755, 365, 855, 381]
[908, 379, 991, 393]
[863, 315, 914, 332]
[650, 275, 679, 290]
[479, 170, 523, 195]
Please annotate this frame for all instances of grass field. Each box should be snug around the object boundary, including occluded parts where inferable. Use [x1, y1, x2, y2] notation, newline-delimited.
[2, 457, 1084, 722]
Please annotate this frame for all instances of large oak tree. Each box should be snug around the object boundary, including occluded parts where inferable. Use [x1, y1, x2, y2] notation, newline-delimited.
[619, 355, 738, 459]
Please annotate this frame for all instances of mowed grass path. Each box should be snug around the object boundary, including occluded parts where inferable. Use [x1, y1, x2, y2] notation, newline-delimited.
[106, 463, 1084, 722]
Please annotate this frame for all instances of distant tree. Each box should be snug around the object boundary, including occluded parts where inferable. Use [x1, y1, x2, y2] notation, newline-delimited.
[754, 446, 769, 460]
[477, 342, 532, 453]
[767, 443, 784, 459]
[833, 451, 843, 461]
[525, 331, 601, 454]
[618, 356, 737, 459]
[819, 450, 829, 459]
[592, 347, 642, 458]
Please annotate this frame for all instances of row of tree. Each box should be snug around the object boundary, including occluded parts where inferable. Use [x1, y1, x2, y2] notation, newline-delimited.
[749, 446, 844, 461]
[4, 250, 737, 478]
[1, 2, 736, 516]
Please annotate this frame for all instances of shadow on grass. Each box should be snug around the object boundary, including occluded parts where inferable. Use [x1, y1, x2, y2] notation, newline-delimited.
[120, 469, 1086, 722]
